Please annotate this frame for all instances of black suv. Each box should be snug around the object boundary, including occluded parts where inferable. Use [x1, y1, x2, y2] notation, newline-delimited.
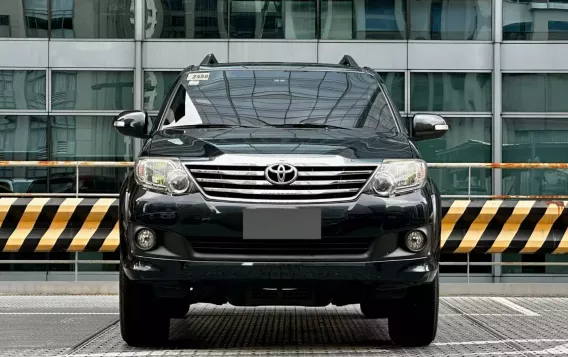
[114, 54, 448, 347]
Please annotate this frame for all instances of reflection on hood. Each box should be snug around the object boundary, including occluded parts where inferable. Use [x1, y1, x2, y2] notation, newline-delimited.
[144, 126, 415, 160]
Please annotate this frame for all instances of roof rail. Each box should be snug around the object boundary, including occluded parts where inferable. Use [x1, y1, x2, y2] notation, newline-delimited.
[200, 53, 219, 66]
[339, 55, 359, 67]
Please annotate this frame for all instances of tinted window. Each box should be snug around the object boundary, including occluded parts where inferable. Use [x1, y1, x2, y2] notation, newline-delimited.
[411, 72, 492, 112]
[144, 71, 180, 111]
[503, 73, 568, 112]
[0, 0, 48, 38]
[409, 0, 492, 40]
[377, 72, 404, 111]
[162, 70, 400, 132]
[321, 0, 406, 40]
[503, 0, 568, 41]
[231, 0, 316, 39]
[0, 115, 47, 162]
[50, 0, 134, 39]
[51, 71, 134, 111]
[0, 70, 46, 110]
[26, 175, 120, 194]
[50, 116, 131, 161]
[27, 177, 73, 193]
[145, 0, 228, 39]
[502, 117, 568, 196]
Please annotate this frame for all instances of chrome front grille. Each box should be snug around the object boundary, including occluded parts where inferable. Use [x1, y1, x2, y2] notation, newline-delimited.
[186, 164, 377, 202]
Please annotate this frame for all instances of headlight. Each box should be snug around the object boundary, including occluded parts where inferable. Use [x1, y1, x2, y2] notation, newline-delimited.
[135, 157, 196, 195]
[369, 159, 427, 197]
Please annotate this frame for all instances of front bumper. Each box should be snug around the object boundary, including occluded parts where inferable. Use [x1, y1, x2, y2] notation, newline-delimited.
[124, 255, 438, 287]
[121, 185, 441, 285]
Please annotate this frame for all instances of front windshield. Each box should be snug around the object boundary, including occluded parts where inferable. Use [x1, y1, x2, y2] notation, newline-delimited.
[160, 69, 400, 132]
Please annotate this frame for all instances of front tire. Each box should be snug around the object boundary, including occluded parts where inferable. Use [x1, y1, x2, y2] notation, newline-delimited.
[388, 275, 439, 347]
[119, 267, 170, 347]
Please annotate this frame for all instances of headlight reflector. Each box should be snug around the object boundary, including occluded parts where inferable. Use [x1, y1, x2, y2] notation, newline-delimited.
[372, 172, 396, 196]
[135, 157, 195, 195]
[370, 159, 426, 197]
[166, 169, 191, 194]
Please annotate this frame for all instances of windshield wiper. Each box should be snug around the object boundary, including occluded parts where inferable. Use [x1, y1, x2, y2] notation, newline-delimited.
[264, 123, 350, 130]
[168, 124, 259, 129]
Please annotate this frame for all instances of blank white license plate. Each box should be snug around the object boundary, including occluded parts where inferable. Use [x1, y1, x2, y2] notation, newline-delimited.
[243, 207, 321, 240]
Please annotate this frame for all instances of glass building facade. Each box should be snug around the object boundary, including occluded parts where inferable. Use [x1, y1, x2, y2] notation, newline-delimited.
[1, 0, 568, 281]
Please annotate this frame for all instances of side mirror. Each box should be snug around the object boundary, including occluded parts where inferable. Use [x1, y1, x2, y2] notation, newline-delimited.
[410, 114, 448, 141]
[113, 110, 149, 139]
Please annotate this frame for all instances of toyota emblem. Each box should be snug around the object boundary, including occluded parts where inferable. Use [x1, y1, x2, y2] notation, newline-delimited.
[265, 164, 298, 185]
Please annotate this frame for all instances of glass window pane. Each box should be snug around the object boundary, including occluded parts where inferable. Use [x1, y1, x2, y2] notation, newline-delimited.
[231, 0, 316, 39]
[51, 71, 134, 111]
[411, 72, 492, 112]
[24, 167, 128, 194]
[0, 0, 48, 38]
[503, 74, 568, 112]
[377, 72, 404, 111]
[502, 118, 568, 196]
[321, 0, 406, 40]
[144, 71, 180, 111]
[503, 254, 568, 274]
[0, 70, 46, 110]
[409, 0, 492, 40]
[503, 1, 568, 41]
[0, 253, 49, 272]
[0, 115, 47, 193]
[78, 252, 119, 272]
[145, 0, 229, 38]
[415, 117, 492, 195]
[441, 253, 492, 274]
[50, 0, 134, 39]
[50, 116, 132, 161]
[0, 115, 47, 161]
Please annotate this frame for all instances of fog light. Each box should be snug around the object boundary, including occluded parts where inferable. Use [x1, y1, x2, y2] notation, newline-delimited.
[405, 230, 426, 252]
[136, 229, 157, 250]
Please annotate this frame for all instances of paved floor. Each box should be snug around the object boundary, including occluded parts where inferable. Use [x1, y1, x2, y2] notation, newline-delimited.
[0, 295, 568, 357]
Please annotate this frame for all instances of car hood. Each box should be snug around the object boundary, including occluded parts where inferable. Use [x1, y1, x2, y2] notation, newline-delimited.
[144, 127, 415, 160]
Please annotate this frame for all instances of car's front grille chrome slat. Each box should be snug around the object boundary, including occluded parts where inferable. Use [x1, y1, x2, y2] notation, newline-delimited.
[298, 170, 373, 177]
[195, 178, 368, 186]
[186, 163, 377, 202]
[190, 169, 265, 176]
[204, 187, 359, 195]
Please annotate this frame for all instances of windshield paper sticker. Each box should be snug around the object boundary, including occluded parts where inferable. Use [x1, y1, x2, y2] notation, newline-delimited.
[187, 73, 210, 82]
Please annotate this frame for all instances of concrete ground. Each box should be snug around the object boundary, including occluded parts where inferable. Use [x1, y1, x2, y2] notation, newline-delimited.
[0, 295, 568, 356]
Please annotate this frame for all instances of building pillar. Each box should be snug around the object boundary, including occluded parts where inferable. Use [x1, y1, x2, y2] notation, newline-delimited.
[132, 0, 144, 159]
[492, 0, 503, 283]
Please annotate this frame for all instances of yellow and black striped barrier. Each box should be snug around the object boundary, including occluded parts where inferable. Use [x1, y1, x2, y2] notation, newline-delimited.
[0, 197, 567, 254]
[442, 199, 568, 254]
[0, 197, 118, 253]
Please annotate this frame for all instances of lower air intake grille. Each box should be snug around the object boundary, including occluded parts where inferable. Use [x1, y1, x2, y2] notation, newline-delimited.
[186, 164, 377, 202]
[190, 237, 373, 256]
